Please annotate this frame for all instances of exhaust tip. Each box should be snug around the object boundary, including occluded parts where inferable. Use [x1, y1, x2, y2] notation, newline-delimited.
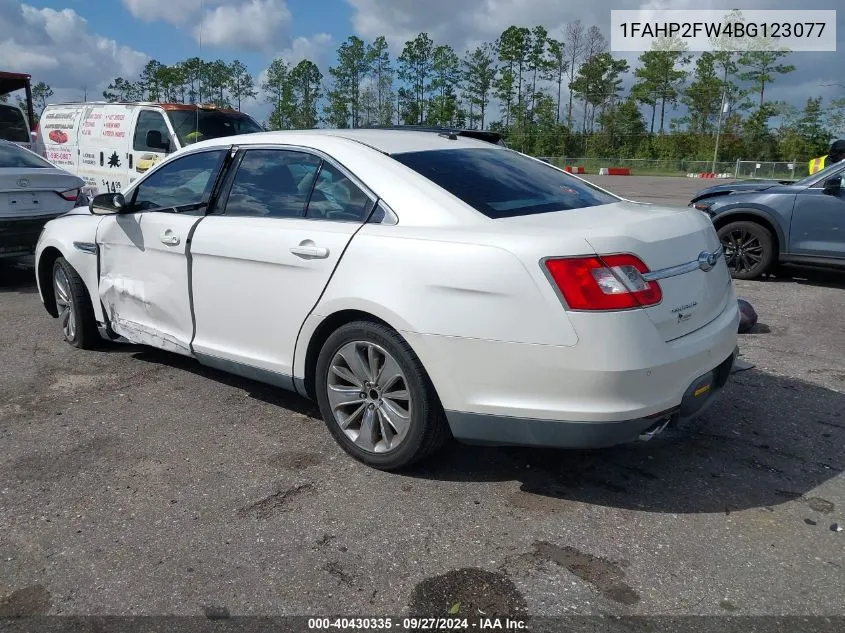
[637, 413, 676, 442]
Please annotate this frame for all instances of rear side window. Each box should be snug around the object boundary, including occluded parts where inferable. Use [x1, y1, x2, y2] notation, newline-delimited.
[223, 149, 320, 218]
[392, 148, 618, 218]
[0, 105, 29, 143]
[306, 162, 372, 222]
[0, 141, 51, 168]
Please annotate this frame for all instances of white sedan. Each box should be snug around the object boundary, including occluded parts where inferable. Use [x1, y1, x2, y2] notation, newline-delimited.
[34, 129, 739, 469]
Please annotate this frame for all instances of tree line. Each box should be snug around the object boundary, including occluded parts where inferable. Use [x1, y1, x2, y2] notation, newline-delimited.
[9, 15, 845, 166]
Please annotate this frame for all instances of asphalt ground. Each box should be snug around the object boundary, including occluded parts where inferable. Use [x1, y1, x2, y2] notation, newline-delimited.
[1, 176, 844, 623]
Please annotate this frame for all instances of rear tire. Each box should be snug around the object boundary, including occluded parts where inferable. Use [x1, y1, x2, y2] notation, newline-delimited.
[717, 220, 775, 280]
[314, 321, 451, 470]
[52, 257, 99, 349]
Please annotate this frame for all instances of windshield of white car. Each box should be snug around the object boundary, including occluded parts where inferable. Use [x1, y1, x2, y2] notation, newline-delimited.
[0, 141, 51, 168]
[0, 104, 30, 143]
[391, 147, 619, 218]
[166, 110, 263, 146]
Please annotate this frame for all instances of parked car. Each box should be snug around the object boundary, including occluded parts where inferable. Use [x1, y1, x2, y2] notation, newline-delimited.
[0, 139, 84, 260]
[690, 159, 845, 279]
[35, 130, 738, 470]
[33, 101, 263, 200]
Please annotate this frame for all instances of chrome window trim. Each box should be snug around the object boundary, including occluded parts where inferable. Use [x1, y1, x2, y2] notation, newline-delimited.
[229, 143, 377, 201]
[220, 143, 394, 225]
[119, 146, 231, 201]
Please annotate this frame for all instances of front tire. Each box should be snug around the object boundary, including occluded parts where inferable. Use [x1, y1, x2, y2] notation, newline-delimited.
[314, 321, 450, 470]
[52, 257, 99, 349]
[717, 220, 775, 280]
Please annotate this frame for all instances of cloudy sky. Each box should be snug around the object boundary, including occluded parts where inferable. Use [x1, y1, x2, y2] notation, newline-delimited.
[1, 0, 843, 125]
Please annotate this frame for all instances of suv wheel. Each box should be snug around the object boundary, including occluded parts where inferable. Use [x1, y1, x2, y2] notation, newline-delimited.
[717, 220, 775, 280]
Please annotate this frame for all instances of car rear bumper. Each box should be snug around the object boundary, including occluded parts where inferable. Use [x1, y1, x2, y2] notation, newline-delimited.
[404, 286, 739, 448]
[0, 214, 63, 258]
[445, 351, 735, 448]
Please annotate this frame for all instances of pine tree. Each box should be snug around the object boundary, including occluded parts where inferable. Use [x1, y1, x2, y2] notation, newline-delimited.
[262, 58, 295, 130]
[461, 44, 497, 129]
[398, 33, 435, 124]
[229, 60, 256, 112]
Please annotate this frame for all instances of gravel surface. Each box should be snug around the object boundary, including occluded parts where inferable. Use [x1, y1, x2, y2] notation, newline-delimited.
[1, 176, 843, 619]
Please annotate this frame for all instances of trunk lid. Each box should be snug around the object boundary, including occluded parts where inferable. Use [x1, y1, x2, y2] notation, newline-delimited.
[0, 168, 82, 218]
[500, 200, 733, 341]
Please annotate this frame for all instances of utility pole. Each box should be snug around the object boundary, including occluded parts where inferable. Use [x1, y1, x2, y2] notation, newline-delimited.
[712, 90, 729, 173]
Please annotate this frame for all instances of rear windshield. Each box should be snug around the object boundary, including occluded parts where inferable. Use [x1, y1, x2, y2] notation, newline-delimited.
[167, 109, 263, 146]
[391, 148, 618, 218]
[0, 104, 30, 143]
[0, 141, 51, 168]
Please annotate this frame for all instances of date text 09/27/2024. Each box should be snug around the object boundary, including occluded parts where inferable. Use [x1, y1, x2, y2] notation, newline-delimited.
[307, 617, 528, 630]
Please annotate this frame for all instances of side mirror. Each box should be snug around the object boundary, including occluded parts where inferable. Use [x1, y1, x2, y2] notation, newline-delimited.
[823, 176, 842, 196]
[146, 129, 170, 152]
[89, 192, 126, 215]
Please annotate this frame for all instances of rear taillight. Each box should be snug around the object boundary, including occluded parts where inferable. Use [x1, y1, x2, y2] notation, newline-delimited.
[544, 254, 662, 311]
[58, 188, 81, 202]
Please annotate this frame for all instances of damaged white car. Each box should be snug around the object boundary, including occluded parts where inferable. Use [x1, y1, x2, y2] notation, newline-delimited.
[35, 129, 739, 469]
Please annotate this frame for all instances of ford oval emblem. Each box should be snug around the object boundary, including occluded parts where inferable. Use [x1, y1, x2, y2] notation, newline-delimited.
[698, 250, 720, 272]
[17, 178, 29, 188]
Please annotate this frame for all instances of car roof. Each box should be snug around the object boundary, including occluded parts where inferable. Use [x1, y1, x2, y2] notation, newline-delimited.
[187, 128, 503, 155]
[361, 126, 506, 146]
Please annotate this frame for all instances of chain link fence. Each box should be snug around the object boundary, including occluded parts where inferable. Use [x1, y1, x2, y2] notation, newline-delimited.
[733, 160, 806, 180]
[534, 157, 810, 180]
[536, 157, 739, 177]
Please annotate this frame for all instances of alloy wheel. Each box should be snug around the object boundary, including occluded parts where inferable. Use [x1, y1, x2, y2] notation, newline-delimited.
[722, 229, 764, 274]
[327, 341, 412, 454]
[53, 266, 76, 341]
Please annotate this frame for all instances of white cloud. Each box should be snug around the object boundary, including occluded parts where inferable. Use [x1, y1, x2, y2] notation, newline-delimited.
[196, 0, 292, 51]
[0, 1, 148, 101]
[122, 0, 207, 25]
[281, 33, 334, 67]
[123, 0, 292, 51]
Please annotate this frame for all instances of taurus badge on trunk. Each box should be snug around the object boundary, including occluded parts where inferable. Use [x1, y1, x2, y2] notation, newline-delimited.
[672, 301, 698, 323]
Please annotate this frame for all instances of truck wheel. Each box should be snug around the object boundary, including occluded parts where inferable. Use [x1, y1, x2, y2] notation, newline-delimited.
[315, 321, 451, 470]
[717, 220, 775, 280]
[52, 257, 99, 349]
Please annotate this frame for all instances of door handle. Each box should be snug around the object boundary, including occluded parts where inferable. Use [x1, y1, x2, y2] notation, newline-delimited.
[290, 241, 329, 259]
[160, 229, 180, 246]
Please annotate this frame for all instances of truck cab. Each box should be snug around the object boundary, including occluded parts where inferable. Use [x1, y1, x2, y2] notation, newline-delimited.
[34, 102, 263, 198]
[0, 72, 36, 150]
